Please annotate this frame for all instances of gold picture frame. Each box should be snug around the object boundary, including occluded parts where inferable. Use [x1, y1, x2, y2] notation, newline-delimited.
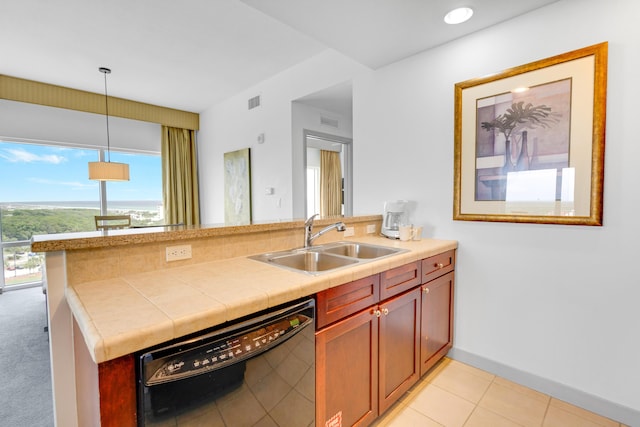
[453, 42, 607, 225]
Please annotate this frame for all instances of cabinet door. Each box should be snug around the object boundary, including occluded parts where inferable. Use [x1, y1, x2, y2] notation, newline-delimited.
[378, 288, 420, 414]
[316, 308, 379, 427]
[420, 271, 454, 376]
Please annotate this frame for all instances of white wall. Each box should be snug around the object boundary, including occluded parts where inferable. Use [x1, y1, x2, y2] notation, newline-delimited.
[197, 50, 366, 224]
[354, 0, 640, 420]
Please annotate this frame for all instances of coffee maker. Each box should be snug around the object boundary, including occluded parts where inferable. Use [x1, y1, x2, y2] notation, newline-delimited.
[381, 200, 408, 239]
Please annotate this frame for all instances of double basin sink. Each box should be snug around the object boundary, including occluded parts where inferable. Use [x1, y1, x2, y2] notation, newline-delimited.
[249, 241, 407, 275]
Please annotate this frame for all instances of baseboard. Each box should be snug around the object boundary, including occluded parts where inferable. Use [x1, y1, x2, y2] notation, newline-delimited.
[448, 348, 639, 426]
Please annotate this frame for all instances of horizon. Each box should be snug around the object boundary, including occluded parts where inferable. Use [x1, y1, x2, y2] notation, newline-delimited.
[0, 200, 163, 212]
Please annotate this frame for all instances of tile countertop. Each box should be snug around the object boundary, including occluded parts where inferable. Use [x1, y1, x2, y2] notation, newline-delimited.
[66, 236, 457, 364]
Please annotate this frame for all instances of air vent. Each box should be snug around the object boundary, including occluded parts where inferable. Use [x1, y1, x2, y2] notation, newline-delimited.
[248, 95, 261, 110]
[320, 116, 339, 128]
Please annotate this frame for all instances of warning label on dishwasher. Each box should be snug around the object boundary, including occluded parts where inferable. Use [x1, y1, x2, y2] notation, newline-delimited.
[325, 411, 342, 427]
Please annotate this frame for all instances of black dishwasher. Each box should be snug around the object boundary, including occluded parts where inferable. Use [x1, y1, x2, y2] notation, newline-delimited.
[136, 298, 315, 426]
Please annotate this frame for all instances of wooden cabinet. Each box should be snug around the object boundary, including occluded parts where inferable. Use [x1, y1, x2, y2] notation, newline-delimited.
[316, 266, 422, 427]
[420, 271, 454, 376]
[94, 354, 137, 427]
[316, 305, 379, 427]
[378, 288, 420, 413]
[316, 250, 456, 427]
[316, 287, 420, 427]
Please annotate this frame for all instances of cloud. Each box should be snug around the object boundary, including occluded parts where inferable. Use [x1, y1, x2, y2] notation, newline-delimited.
[29, 178, 96, 190]
[0, 148, 67, 164]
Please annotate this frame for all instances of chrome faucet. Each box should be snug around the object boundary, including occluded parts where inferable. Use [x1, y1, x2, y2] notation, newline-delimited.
[304, 214, 346, 247]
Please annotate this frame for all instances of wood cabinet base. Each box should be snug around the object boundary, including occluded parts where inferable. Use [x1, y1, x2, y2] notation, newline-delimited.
[317, 251, 456, 427]
[316, 288, 421, 427]
[98, 354, 137, 427]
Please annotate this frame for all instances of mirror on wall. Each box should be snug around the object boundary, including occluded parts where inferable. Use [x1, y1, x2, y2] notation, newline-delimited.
[304, 130, 353, 218]
[292, 81, 353, 219]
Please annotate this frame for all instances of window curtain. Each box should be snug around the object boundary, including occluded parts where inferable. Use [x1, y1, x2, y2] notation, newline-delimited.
[161, 126, 200, 225]
[320, 150, 342, 216]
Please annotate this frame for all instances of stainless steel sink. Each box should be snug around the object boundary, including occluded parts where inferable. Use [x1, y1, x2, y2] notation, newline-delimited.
[249, 249, 358, 274]
[248, 241, 407, 275]
[318, 242, 402, 259]
[269, 251, 358, 272]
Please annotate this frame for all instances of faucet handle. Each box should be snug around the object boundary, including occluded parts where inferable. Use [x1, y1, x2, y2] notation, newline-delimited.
[305, 214, 319, 226]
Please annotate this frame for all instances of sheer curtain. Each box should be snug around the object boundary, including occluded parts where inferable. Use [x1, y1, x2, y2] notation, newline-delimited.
[161, 126, 200, 225]
[320, 150, 342, 216]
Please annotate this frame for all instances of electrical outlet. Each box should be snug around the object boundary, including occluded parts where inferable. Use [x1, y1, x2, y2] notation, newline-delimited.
[366, 224, 376, 234]
[343, 226, 355, 237]
[166, 244, 192, 262]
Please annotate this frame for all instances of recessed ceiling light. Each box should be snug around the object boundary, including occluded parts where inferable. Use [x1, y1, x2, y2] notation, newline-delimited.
[444, 7, 474, 25]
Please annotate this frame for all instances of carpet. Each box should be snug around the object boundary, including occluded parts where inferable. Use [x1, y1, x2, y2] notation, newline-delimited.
[0, 286, 54, 427]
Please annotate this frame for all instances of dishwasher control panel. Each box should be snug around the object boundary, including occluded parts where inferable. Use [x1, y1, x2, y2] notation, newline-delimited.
[143, 312, 311, 386]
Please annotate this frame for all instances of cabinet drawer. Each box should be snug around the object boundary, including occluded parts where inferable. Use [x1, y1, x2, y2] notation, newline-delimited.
[380, 261, 421, 300]
[316, 274, 380, 329]
[421, 250, 455, 283]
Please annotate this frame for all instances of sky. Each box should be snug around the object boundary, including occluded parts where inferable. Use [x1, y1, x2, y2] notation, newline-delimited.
[0, 141, 161, 202]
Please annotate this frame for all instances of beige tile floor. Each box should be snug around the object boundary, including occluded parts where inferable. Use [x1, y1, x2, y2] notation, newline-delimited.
[374, 358, 628, 427]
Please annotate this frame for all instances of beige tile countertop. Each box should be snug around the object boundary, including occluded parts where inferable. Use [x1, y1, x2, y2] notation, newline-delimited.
[66, 236, 457, 364]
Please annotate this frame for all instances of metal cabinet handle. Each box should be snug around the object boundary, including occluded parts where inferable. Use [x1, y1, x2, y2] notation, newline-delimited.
[373, 309, 382, 318]
[436, 263, 444, 269]
[423, 287, 430, 294]
[382, 308, 389, 316]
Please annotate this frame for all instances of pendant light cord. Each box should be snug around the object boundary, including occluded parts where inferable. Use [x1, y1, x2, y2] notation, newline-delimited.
[100, 67, 112, 163]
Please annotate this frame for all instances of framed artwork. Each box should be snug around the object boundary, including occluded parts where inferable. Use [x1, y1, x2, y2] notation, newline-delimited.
[453, 42, 607, 225]
[224, 148, 251, 224]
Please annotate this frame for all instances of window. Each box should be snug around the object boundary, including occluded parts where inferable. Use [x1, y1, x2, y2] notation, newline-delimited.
[306, 166, 320, 217]
[0, 140, 162, 291]
[104, 151, 164, 222]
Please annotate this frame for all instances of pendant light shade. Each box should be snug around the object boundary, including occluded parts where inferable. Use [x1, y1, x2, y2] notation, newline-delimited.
[88, 160, 130, 181]
[89, 67, 130, 181]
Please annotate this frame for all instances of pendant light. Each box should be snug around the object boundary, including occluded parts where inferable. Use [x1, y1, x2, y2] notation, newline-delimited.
[88, 67, 130, 181]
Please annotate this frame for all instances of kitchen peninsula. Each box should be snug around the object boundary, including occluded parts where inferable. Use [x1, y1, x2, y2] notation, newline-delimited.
[31, 215, 457, 427]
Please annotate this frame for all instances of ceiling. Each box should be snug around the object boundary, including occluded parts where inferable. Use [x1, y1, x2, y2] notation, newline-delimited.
[1, 0, 559, 114]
